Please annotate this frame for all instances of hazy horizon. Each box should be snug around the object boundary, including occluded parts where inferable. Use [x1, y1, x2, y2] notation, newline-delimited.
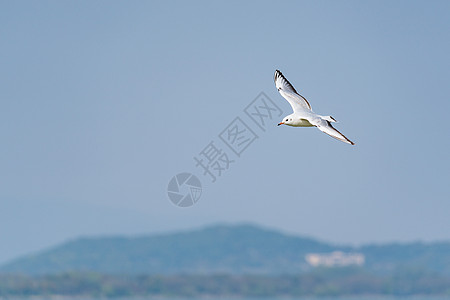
[3, 221, 450, 266]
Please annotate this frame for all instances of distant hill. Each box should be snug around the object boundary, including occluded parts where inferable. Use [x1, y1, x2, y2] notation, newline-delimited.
[1, 224, 450, 275]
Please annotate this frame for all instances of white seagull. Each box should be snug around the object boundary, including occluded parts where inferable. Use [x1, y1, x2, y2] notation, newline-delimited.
[274, 70, 355, 145]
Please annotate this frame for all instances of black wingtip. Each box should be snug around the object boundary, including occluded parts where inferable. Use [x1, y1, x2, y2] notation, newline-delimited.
[274, 70, 284, 83]
[274, 70, 280, 82]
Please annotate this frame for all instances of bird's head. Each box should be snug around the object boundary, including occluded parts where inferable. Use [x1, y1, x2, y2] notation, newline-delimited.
[278, 115, 294, 126]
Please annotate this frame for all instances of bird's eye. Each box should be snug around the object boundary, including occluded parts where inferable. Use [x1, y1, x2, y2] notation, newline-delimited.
[285, 119, 288, 122]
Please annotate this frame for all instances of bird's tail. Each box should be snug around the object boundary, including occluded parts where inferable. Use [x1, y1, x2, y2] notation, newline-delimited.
[321, 115, 337, 123]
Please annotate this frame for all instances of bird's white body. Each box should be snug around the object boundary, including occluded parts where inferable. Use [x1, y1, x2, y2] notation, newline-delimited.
[274, 70, 354, 145]
[289, 117, 314, 127]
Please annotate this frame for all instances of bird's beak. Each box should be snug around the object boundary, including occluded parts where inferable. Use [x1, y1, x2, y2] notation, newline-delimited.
[277, 122, 284, 126]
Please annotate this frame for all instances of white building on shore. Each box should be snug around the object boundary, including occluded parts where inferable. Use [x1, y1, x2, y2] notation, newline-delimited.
[305, 251, 365, 267]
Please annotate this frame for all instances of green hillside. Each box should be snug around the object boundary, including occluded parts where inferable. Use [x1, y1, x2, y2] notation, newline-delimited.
[0, 224, 335, 274]
[1, 224, 450, 275]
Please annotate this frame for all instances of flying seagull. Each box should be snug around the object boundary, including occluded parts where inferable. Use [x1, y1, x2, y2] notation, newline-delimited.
[274, 70, 355, 145]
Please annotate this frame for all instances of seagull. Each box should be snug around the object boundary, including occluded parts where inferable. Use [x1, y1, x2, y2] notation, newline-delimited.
[274, 70, 355, 145]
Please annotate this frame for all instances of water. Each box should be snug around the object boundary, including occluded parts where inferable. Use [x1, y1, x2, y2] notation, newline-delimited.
[10, 297, 449, 300]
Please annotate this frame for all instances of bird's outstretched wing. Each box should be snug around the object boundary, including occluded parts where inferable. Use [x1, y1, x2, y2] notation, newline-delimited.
[309, 118, 355, 145]
[274, 70, 312, 112]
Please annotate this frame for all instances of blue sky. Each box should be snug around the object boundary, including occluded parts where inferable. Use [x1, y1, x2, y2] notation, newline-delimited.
[1, 1, 449, 264]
